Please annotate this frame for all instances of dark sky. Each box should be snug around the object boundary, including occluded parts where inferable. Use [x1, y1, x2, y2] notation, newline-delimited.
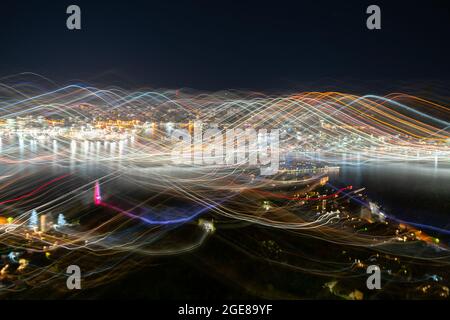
[0, 0, 449, 90]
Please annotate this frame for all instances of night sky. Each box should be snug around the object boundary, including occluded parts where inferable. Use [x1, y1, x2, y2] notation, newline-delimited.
[0, 0, 449, 90]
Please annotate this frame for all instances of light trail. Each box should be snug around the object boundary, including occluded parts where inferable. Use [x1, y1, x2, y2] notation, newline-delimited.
[0, 174, 70, 206]
[0, 74, 449, 298]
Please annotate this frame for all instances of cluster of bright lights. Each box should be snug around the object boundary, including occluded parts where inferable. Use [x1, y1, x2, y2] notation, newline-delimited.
[0, 73, 449, 295]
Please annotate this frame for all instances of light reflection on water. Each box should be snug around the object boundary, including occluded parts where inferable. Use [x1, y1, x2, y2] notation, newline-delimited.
[330, 162, 450, 230]
[1, 136, 450, 231]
